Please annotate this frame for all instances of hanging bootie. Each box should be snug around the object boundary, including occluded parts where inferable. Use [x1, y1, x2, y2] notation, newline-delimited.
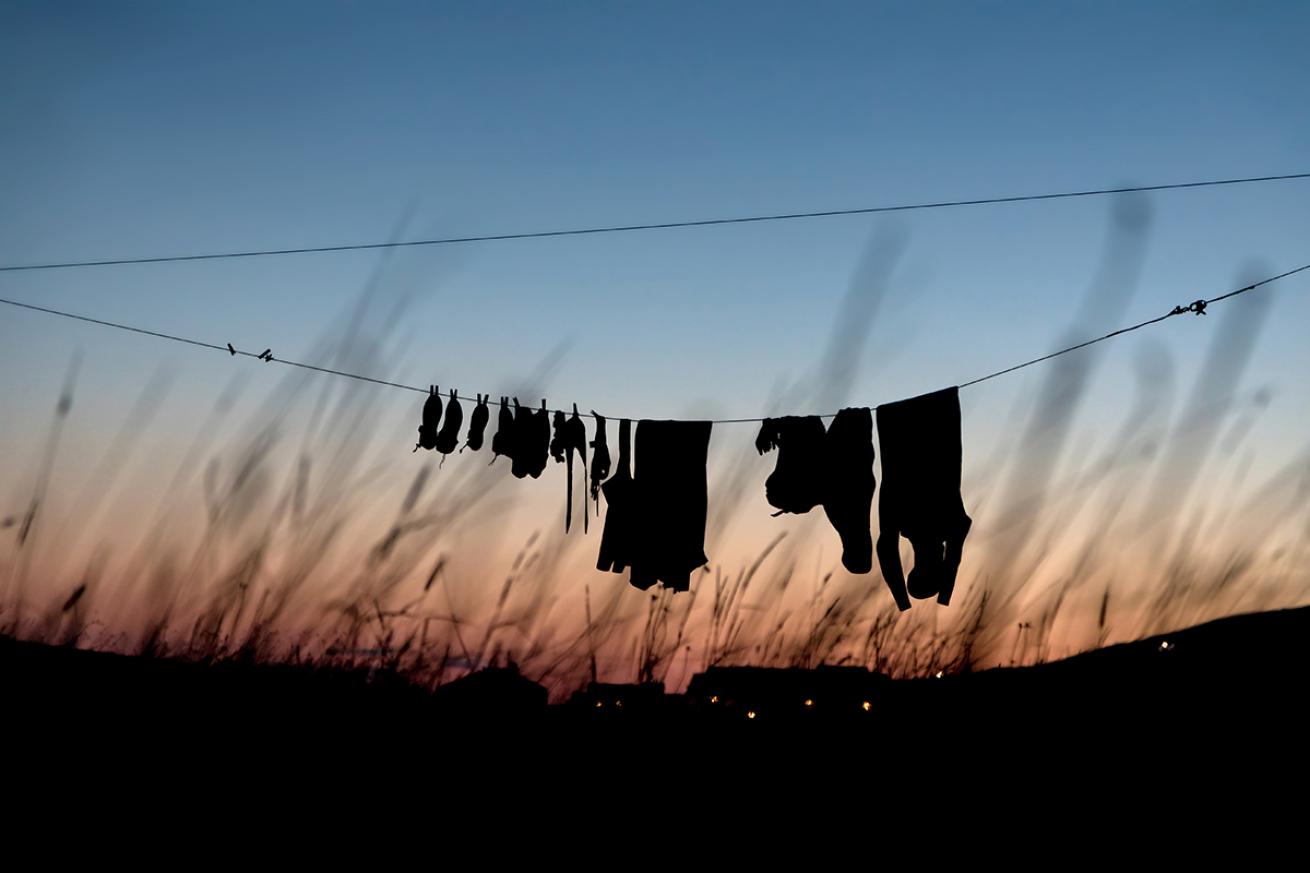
[527, 399, 552, 479]
[490, 396, 514, 464]
[510, 398, 533, 478]
[462, 394, 490, 453]
[435, 389, 463, 458]
[756, 416, 826, 514]
[415, 385, 441, 452]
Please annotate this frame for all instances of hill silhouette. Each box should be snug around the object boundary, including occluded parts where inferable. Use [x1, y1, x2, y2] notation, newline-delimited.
[4, 604, 1304, 752]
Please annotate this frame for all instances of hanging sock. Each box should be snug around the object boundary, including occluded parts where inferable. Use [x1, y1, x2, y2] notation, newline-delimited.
[756, 416, 827, 514]
[626, 419, 713, 592]
[596, 419, 637, 575]
[435, 389, 463, 458]
[462, 394, 490, 453]
[589, 412, 611, 514]
[414, 385, 442, 452]
[821, 407, 875, 574]
[490, 397, 514, 464]
[875, 387, 972, 611]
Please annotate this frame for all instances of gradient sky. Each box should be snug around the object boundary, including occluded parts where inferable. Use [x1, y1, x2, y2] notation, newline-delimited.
[2, 2, 1309, 677]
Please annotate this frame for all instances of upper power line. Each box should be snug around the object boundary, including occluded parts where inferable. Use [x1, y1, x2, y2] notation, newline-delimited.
[2, 171, 1308, 273]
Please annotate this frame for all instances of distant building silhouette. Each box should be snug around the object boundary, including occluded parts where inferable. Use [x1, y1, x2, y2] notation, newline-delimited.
[567, 681, 670, 714]
[433, 664, 547, 714]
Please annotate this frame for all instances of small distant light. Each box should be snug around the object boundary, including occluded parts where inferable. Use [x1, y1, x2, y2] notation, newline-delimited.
[935, 671, 944, 679]
[746, 710, 757, 720]
[595, 700, 603, 708]
[1159, 640, 1174, 652]
[615, 700, 623, 708]
[804, 699, 814, 708]
[709, 695, 719, 704]
[862, 701, 872, 712]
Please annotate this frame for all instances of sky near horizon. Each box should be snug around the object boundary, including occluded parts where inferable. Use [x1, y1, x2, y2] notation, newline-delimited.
[2, 2, 1309, 676]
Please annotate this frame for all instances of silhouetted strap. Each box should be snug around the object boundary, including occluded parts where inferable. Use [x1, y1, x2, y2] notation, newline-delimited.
[616, 418, 632, 478]
[589, 412, 611, 508]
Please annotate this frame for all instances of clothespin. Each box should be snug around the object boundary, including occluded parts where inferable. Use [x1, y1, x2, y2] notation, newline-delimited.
[258, 348, 274, 362]
[226, 343, 236, 356]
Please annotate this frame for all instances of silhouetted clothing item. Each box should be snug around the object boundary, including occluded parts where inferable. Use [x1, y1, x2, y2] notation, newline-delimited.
[822, 407, 876, 574]
[490, 396, 513, 462]
[589, 412, 611, 509]
[509, 399, 531, 476]
[630, 420, 713, 592]
[757, 409, 875, 574]
[415, 385, 442, 452]
[551, 404, 589, 533]
[875, 387, 972, 611]
[435, 390, 463, 455]
[596, 419, 637, 575]
[550, 410, 568, 463]
[756, 416, 827, 514]
[462, 394, 490, 452]
[511, 399, 551, 480]
[566, 407, 588, 532]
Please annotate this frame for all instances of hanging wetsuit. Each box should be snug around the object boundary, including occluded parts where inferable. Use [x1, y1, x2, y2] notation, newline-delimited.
[597, 418, 637, 575]
[627, 419, 713, 592]
[435, 390, 463, 457]
[462, 394, 490, 453]
[589, 412, 610, 513]
[415, 385, 442, 452]
[821, 407, 875, 575]
[875, 387, 972, 611]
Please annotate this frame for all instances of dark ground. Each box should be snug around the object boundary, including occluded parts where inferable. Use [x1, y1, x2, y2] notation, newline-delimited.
[5, 605, 1306, 755]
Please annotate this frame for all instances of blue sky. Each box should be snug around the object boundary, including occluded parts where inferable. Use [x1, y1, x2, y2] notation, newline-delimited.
[3, 1, 1308, 415]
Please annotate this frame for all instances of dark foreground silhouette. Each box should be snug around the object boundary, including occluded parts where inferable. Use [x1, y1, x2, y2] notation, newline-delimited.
[4, 606, 1306, 753]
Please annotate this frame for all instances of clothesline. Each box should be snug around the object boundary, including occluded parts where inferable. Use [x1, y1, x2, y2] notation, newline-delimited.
[1, 261, 1306, 423]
